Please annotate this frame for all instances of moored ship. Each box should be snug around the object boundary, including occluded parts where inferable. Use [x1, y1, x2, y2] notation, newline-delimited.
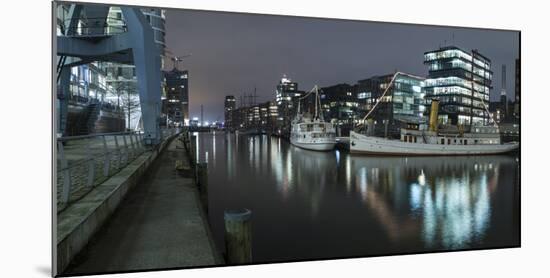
[290, 86, 336, 151]
[350, 72, 519, 156]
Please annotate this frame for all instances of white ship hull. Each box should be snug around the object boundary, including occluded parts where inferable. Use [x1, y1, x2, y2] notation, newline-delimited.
[350, 131, 518, 156]
[290, 137, 336, 151]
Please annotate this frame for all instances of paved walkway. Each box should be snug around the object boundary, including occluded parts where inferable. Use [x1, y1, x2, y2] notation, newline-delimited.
[64, 138, 220, 275]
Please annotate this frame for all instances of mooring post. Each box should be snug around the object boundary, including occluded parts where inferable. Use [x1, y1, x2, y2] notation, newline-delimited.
[197, 162, 209, 214]
[224, 209, 252, 264]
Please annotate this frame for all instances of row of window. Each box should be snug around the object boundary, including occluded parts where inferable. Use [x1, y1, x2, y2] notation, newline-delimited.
[402, 135, 488, 146]
[424, 49, 490, 70]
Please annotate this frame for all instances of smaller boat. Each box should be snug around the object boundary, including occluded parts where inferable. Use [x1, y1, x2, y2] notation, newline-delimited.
[290, 86, 336, 151]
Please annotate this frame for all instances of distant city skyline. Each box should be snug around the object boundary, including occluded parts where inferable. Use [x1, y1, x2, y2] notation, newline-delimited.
[164, 9, 519, 123]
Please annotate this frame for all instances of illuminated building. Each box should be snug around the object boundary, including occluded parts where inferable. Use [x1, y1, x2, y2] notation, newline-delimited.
[224, 95, 237, 131]
[319, 83, 358, 136]
[275, 75, 302, 133]
[163, 69, 189, 125]
[423, 46, 493, 126]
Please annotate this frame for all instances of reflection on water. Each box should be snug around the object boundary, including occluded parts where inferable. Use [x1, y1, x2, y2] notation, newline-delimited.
[197, 133, 519, 262]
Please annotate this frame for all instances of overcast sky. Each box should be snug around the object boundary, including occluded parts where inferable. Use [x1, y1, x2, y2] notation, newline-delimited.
[164, 9, 519, 123]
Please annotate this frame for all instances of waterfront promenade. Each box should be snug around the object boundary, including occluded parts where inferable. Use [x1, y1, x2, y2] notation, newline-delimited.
[59, 134, 220, 275]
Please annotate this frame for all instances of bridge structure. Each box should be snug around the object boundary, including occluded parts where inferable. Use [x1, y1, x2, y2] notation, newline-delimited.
[56, 2, 162, 145]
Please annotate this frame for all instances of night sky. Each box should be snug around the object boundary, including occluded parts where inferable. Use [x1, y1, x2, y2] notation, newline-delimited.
[164, 9, 519, 123]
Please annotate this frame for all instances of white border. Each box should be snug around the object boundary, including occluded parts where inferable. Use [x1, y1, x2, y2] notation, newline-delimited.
[2, 0, 550, 277]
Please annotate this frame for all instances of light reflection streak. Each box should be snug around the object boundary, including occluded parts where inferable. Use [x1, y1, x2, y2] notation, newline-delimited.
[348, 155, 510, 248]
[212, 135, 216, 163]
[195, 133, 514, 251]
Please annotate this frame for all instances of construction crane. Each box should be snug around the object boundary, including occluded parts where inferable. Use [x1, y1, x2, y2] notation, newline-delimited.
[171, 54, 192, 70]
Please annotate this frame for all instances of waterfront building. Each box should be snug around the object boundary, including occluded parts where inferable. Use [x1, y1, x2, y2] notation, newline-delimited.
[247, 105, 261, 130]
[319, 83, 359, 136]
[163, 69, 189, 126]
[259, 101, 279, 133]
[488, 102, 505, 124]
[275, 75, 302, 133]
[355, 72, 426, 137]
[63, 62, 125, 135]
[423, 46, 493, 126]
[224, 95, 237, 131]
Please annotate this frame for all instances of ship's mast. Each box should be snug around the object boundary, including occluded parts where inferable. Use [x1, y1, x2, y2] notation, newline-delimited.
[314, 86, 318, 119]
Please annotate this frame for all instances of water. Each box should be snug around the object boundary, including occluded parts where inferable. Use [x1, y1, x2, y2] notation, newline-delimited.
[195, 132, 519, 263]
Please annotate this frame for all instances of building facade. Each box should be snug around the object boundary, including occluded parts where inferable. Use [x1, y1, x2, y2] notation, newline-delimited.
[319, 83, 359, 136]
[275, 75, 302, 133]
[163, 69, 189, 126]
[355, 73, 426, 137]
[259, 101, 279, 134]
[224, 95, 237, 131]
[423, 46, 492, 126]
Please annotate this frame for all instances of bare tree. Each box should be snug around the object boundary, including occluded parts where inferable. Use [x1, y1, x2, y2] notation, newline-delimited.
[113, 81, 141, 130]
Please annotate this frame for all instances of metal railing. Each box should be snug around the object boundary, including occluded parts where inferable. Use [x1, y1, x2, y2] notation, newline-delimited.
[56, 131, 147, 211]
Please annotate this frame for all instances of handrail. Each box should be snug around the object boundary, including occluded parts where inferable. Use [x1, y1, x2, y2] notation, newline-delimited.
[57, 131, 141, 142]
[56, 128, 179, 208]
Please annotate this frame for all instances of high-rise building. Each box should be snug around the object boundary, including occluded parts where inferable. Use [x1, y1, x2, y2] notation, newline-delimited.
[163, 69, 189, 126]
[423, 46, 492, 126]
[224, 95, 236, 130]
[275, 75, 302, 132]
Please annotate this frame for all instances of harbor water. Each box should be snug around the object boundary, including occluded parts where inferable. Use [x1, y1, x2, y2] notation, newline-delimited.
[194, 132, 520, 263]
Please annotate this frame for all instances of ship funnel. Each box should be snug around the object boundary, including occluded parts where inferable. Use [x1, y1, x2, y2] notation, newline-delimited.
[429, 99, 439, 132]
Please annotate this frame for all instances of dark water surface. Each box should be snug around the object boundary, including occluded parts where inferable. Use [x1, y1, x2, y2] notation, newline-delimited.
[195, 132, 520, 263]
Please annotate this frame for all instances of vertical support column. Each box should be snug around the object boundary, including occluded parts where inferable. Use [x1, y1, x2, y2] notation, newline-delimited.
[102, 135, 110, 177]
[58, 141, 71, 204]
[224, 209, 252, 264]
[121, 7, 162, 145]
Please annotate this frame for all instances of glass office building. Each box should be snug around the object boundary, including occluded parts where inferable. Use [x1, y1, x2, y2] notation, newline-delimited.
[356, 73, 426, 125]
[319, 83, 359, 136]
[423, 46, 492, 126]
[163, 69, 189, 126]
[224, 95, 237, 131]
[275, 75, 301, 132]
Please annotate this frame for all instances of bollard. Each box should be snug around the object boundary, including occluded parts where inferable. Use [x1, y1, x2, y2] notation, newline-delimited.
[197, 162, 209, 214]
[224, 209, 252, 264]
